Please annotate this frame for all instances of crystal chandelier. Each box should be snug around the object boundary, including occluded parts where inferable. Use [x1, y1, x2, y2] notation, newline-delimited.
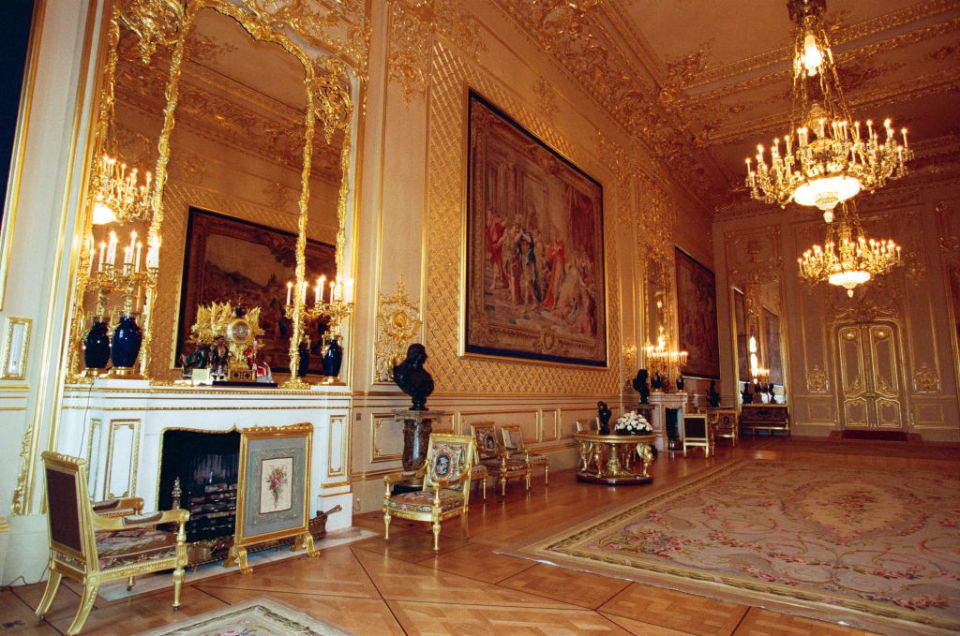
[744, 0, 912, 221]
[798, 200, 901, 297]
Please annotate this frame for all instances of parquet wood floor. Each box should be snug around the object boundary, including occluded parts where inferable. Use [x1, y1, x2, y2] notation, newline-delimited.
[2, 437, 957, 635]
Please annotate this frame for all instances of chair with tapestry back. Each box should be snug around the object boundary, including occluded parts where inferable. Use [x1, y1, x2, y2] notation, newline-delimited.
[708, 408, 739, 446]
[470, 422, 531, 497]
[383, 433, 476, 551]
[35, 451, 189, 635]
[499, 424, 549, 486]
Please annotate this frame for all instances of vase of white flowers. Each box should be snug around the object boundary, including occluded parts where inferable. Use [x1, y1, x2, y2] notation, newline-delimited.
[614, 411, 653, 435]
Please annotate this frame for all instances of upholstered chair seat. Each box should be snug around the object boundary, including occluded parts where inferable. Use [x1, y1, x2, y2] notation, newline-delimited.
[386, 489, 465, 514]
[95, 527, 179, 569]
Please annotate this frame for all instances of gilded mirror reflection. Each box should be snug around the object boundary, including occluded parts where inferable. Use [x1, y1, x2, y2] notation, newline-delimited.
[69, 2, 354, 384]
[732, 280, 787, 404]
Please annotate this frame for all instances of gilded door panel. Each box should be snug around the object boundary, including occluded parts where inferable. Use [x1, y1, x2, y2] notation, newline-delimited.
[837, 325, 868, 429]
[844, 398, 870, 428]
[837, 322, 905, 430]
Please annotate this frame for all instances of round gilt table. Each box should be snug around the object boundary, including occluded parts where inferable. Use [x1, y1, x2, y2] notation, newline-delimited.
[573, 432, 656, 485]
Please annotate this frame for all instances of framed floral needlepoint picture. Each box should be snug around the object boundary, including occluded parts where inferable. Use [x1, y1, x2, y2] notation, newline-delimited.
[230, 423, 315, 573]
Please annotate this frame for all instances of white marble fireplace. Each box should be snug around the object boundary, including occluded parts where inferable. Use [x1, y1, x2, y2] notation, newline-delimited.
[57, 379, 353, 532]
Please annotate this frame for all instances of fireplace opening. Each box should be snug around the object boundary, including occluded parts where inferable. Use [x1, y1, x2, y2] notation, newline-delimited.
[158, 430, 240, 562]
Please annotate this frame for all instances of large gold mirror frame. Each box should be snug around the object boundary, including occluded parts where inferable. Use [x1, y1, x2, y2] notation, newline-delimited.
[66, 0, 356, 387]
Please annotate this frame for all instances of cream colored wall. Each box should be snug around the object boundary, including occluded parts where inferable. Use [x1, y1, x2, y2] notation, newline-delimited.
[713, 179, 960, 440]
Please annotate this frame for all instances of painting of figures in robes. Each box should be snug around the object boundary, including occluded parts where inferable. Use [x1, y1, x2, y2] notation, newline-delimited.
[465, 91, 606, 366]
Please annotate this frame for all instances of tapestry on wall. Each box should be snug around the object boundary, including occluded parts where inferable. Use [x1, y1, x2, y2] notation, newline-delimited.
[733, 287, 749, 383]
[176, 207, 336, 373]
[465, 90, 606, 366]
[675, 247, 720, 378]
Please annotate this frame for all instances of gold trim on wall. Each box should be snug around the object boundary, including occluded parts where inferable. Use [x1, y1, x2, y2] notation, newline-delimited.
[104, 418, 140, 499]
[327, 415, 347, 478]
[1, 317, 32, 380]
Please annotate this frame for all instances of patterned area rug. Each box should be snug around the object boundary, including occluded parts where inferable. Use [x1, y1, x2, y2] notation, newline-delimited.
[136, 598, 351, 635]
[508, 460, 960, 635]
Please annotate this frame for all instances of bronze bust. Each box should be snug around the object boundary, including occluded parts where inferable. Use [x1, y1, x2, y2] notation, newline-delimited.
[393, 343, 435, 410]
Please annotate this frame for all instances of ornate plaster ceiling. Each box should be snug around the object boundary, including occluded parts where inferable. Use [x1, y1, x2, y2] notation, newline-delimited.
[496, 0, 960, 212]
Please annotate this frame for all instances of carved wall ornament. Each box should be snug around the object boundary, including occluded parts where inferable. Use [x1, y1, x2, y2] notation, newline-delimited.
[387, 1, 432, 102]
[375, 277, 423, 383]
[805, 364, 829, 393]
[913, 363, 941, 393]
[534, 76, 559, 122]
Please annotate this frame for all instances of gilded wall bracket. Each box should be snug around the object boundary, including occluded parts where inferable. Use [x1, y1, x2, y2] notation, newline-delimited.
[374, 277, 422, 383]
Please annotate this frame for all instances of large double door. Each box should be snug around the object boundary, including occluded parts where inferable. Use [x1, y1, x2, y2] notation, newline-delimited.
[836, 322, 905, 430]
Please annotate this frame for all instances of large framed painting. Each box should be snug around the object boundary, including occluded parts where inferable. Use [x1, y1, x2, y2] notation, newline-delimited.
[229, 423, 316, 574]
[465, 90, 606, 366]
[675, 247, 720, 378]
[176, 207, 336, 373]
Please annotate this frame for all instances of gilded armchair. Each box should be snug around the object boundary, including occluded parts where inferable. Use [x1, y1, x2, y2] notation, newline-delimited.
[470, 422, 531, 497]
[500, 424, 548, 486]
[708, 408, 739, 446]
[383, 433, 476, 551]
[36, 451, 189, 635]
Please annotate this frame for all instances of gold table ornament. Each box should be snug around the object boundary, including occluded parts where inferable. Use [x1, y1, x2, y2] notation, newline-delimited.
[573, 432, 656, 485]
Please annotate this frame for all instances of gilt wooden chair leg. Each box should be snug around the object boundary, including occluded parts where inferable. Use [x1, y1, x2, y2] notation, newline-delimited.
[500, 476, 506, 497]
[127, 576, 135, 590]
[481, 478, 486, 500]
[544, 466, 549, 485]
[432, 520, 441, 552]
[460, 510, 469, 539]
[66, 581, 98, 636]
[384, 511, 391, 541]
[172, 566, 184, 609]
[35, 567, 62, 620]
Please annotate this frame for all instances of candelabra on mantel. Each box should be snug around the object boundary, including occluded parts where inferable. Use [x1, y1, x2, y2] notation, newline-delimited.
[283, 275, 355, 386]
[80, 228, 160, 378]
[643, 324, 688, 389]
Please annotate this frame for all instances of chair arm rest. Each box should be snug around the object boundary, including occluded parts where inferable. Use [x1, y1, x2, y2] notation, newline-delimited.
[93, 508, 189, 531]
[383, 471, 407, 485]
[92, 497, 145, 517]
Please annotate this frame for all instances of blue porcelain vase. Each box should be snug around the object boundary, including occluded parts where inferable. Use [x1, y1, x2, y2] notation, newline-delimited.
[83, 318, 111, 370]
[111, 314, 142, 369]
[321, 336, 343, 379]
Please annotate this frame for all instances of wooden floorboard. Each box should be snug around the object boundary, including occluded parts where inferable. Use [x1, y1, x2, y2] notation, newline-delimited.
[4, 437, 957, 634]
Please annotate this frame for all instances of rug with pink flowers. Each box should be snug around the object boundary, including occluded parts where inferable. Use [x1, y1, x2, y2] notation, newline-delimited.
[510, 460, 960, 634]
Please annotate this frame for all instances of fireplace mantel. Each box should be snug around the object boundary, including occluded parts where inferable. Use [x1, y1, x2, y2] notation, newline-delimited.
[57, 380, 352, 532]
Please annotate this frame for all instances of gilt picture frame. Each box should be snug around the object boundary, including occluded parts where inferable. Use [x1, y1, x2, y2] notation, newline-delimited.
[464, 90, 607, 367]
[230, 423, 315, 574]
[675, 247, 720, 378]
[176, 207, 336, 373]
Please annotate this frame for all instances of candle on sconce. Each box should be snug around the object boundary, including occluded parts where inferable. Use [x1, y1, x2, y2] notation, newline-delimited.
[314, 278, 321, 305]
[286, 281, 293, 306]
[329, 280, 336, 303]
[134, 241, 143, 272]
[301, 280, 307, 305]
[123, 245, 133, 266]
[345, 278, 354, 304]
[97, 241, 106, 272]
[318, 275, 326, 304]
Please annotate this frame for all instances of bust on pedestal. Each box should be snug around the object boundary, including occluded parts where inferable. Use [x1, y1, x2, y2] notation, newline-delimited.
[392, 344, 440, 485]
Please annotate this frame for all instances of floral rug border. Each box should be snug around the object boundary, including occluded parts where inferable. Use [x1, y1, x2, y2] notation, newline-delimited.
[507, 460, 958, 635]
[135, 597, 350, 635]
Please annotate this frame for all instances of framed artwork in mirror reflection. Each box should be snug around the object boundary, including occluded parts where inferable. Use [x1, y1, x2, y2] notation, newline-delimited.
[176, 207, 335, 374]
[465, 90, 606, 367]
[675, 247, 720, 378]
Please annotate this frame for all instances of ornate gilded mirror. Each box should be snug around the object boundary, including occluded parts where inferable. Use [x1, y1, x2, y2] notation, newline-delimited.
[67, 0, 357, 387]
[732, 280, 787, 404]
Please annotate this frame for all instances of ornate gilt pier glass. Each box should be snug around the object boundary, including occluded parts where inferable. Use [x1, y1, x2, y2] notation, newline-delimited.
[65, 0, 362, 387]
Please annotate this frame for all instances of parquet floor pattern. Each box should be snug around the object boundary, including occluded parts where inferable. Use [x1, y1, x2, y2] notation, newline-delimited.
[2, 437, 956, 635]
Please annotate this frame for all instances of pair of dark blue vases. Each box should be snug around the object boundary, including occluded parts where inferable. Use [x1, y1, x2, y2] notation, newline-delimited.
[82, 314, 142, 372]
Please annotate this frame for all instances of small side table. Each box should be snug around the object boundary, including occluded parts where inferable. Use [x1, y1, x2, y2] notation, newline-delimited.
[573, 432, 656, 485]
